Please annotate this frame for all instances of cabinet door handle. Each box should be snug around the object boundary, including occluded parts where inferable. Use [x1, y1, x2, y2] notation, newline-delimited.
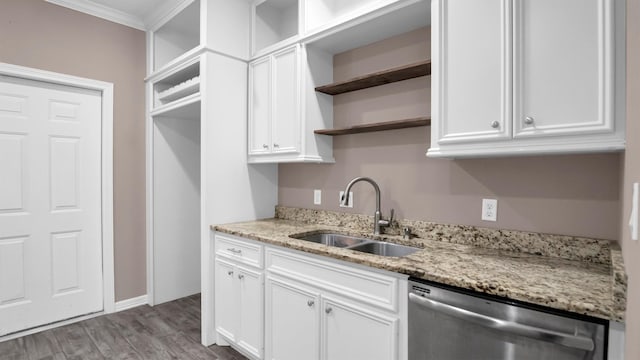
[490, 121, 500, 129]
[227, 248, 242, 254]
[262, 144, 269, 149]
[227, 270, 233, 276]
[238, 274, 245, 280]
[524, 116, 535, 125]
[273, 143, 279, 148]
[325, 307, 333, 314]
[307, 300, 314, 307]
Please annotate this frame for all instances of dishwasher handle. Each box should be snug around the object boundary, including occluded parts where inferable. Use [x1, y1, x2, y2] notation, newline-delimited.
[408, 292, 595, 352]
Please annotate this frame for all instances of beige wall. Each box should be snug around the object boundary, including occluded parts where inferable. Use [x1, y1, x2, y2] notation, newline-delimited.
[621, 0, 640, 357]
[280, 27, 621, 240]
[0, 0, 146, 301]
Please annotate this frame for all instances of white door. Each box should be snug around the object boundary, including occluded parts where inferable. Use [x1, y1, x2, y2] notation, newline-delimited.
[513, 0, 614, 138]
[0, 75, 103, 336]
[248, 56, 272, 156]
[322, 296, 397, 360]
[434, 0, 511, 145]
[271, 45, 300, 154]
[265, 276, 320, 360]
[236, 265, 263, 359]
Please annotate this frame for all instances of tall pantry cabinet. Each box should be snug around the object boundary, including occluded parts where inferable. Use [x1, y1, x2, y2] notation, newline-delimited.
[144, 0, 278, 344]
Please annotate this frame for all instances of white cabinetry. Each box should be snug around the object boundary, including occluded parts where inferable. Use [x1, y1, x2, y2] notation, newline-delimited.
[265, 276, 320, 360]
[264, 247, 407, 360]
[214, 235, 264, 359]
[428, 0, 625, 158]
[146, 0, 278, 347]
[248, 44, 335, 163]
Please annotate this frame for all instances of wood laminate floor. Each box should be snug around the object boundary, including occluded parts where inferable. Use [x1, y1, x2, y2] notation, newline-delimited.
[0, 294, 248, 360]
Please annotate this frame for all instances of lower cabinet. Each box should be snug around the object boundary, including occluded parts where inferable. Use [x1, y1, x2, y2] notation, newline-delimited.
[265, 276, 320, 360]
[214, 233, 407, 360]
[214, 257, 264, 359]
[322, 296, 397, 360]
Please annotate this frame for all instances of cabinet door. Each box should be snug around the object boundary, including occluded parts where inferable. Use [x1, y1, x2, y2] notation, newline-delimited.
[271, 45, 300, 154]
[433, 0, 511, 145]
[513, 0, 614, 138]
[236, 266, 264, 359]
[265, 276, 320, 360]
[249, 56, 272, 155]
[322, 297, 398, 360]
[214, 259, 237, 342]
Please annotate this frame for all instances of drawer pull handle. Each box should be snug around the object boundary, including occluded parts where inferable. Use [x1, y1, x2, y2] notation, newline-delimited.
[227, 248, 242, 254]
[238, 274, 245, 280]
[307, 300, 314, 307]
[325, 307, 332, 314]
[273, 143, 279, 148]
[262, 144, 269, 149]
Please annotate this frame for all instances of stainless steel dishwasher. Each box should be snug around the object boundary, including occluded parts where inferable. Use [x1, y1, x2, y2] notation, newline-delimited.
[408, 278, 607, 360]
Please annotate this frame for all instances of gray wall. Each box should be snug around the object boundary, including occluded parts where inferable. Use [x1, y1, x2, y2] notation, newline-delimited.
[0, 0, 147, 301]
[279, 27, 621, 240]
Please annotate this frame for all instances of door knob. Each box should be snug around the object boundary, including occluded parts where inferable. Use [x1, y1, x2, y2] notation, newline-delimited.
[307, 300, 314, 307]
[262, 144, 269, 149]
[273, 143, 280, 148]
[524, 116, 534, 125]
[325, 307, 333, 314]
[238, 274, 244, 280]
[227, 270, 233, 276]
[490, 121, 500, 128]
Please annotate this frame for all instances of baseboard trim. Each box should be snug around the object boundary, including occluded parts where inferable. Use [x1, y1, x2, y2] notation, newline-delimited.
[115, 295, 148, 312]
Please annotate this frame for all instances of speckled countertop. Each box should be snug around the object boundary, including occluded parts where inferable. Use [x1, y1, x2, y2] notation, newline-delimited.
[213, 206, 627, 322]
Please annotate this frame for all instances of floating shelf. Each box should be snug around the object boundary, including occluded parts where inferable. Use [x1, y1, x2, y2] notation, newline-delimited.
[315, 60, 431, 95]
[314, 117, 430, 136]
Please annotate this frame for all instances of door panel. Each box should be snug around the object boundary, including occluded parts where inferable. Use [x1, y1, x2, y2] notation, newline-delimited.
[436, 0, 511, 144]
[266, 276, 320, 360]
[214, 259, 237, 342]
[237, 266, 263, 359]
[513, 0, 613, 137]
[248, 57, 271, 155]
[322, 296, 398, 360]
[272, 45, 300, 154]
[0, 75, 102, 336]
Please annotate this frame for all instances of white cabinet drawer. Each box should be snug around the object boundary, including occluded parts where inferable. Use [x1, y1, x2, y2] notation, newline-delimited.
[215, 234, 264, 269]
[265, 248, 399, 312]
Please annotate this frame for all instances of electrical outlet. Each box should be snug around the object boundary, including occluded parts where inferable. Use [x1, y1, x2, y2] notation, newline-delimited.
[314, 190, 322, 205]
[482, 198, 498, 221]
[339, 191, 353, 208]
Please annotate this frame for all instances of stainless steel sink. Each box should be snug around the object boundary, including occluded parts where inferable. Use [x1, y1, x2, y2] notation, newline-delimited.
[349, 241, 420, 257]
[290, 232, 420, 257]
[291, 233, 369, 248]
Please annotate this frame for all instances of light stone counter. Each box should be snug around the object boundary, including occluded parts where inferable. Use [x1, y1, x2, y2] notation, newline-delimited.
[213, 206, 626, 322]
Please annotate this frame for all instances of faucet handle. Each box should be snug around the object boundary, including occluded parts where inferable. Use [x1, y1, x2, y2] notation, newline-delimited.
[389, 208, 395, 225]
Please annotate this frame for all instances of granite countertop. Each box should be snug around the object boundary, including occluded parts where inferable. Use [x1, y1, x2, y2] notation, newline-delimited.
[213, 207, 627, 322]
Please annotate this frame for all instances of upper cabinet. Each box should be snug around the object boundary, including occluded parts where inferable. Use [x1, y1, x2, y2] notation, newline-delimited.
[247, 0, 431, 163]
[428, 0, 625, 158]
[248, 44, 335, 163]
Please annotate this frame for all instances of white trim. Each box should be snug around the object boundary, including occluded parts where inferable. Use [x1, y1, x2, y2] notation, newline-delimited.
[45, 0, 146, 31]
[115, 295, 149, 312]
[146, 0, 194, 32]
[0, 62, 116, 314]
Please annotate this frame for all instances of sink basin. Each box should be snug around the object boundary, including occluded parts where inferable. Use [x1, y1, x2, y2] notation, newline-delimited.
[291, 231, 421, 257]
[291, 233, 369, 248]
[349, 241, 420, 257]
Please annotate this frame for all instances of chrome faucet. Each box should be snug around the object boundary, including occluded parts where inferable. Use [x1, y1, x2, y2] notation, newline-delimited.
[341, 177, 394, 235]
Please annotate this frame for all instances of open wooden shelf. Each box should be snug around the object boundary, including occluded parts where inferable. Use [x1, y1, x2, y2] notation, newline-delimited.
[315, 60, 431, 95]
[314, 117, 430, 136]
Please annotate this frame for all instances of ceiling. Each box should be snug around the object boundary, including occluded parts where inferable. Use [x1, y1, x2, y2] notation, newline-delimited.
[46, 0, 180, 30]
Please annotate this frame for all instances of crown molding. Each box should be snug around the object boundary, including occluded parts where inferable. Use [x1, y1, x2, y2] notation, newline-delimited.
[45, 0, 147, 31]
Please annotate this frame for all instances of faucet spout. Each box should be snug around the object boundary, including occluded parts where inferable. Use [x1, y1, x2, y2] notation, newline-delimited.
[341, 177, 391, 235]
